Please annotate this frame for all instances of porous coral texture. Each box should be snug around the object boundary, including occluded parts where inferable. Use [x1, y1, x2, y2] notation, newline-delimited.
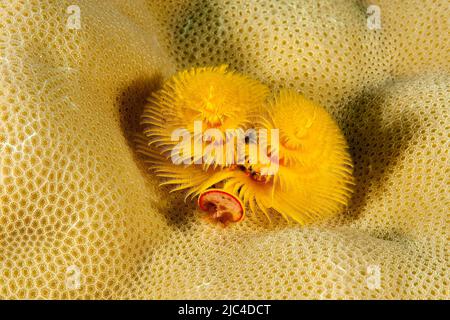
[0, 0, 448, 299]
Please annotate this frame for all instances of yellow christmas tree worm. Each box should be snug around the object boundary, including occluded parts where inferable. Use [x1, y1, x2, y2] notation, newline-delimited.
[139, 67, 354, 225]
[141, 65, 270, 166]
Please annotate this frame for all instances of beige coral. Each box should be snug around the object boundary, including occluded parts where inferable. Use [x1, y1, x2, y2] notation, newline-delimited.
[0, 0, 448, 299]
